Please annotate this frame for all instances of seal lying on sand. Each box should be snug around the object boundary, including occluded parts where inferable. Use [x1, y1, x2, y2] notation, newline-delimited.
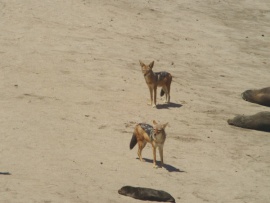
[227, 111, 270, 132]
[242, 87, 270, 107]
[118, 186, 175, 202]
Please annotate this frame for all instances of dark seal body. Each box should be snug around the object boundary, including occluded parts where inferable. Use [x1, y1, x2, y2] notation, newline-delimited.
[227, 111, 270, 132]
[118, 186, 175, 202]
[242, 87, 270, 107]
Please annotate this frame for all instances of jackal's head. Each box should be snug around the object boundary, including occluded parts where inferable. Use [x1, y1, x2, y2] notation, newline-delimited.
[152, 120, 168, 137]
[139, 60, 154, 76]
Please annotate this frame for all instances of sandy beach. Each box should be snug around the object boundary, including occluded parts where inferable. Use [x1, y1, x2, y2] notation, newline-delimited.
[1, 0, 270, 202]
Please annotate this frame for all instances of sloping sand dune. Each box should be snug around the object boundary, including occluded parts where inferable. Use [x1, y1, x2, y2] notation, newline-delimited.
[1, 0, 269, 202]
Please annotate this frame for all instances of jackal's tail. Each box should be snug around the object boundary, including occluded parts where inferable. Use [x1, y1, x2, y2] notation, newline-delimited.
[160, 88, 165, 97]
[130, 133, 137, 149]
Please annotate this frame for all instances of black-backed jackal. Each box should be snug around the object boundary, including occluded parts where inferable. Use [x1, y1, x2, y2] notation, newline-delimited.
[140, 60, 172, 108]
[130, 120, 168, 168]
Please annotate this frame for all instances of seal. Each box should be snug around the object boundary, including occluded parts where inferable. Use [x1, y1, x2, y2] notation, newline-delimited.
[227, 111, 270, 132]
[118, 186, 175, 202]
[242, 87, 270, 107]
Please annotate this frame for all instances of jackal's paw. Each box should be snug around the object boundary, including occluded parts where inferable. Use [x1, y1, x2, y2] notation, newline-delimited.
[153, 165, 158, 169]
[152, 105, 157, 108]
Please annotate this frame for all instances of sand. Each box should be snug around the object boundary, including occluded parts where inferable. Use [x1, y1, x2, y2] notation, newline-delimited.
[1, 0, 270, 202]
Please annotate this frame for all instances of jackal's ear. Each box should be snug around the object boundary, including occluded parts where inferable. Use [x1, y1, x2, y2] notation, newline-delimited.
[152, 120, 158, 125]
[162, 122, 169, 129]
[139, 60, 145, 67]
[149, 61, 154, 69]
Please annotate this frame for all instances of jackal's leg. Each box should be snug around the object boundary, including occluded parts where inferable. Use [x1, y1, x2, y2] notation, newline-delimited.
[148, 86, 153, 106]
[158, 145, 164, 167]
[153, 87, 157, 108]
[167, 79, 171, 103]
[137, 141, 146, 162]
[152, 146, 158, 168]
[162, 86, 169, 103]
[167, 86, 170, 103]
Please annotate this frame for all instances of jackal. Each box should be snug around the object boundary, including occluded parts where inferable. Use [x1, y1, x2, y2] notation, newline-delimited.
[130, 120, 168, 168]
[139, 60, 172, 108]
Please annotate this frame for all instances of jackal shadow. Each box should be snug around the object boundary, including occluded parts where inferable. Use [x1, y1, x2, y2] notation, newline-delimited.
[156, 102, 182, 109]
[0, 172, 11, 175]
[136, 158, 185, 172]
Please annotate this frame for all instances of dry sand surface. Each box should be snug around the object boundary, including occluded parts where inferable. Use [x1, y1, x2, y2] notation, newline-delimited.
[1, 0, 270, 202]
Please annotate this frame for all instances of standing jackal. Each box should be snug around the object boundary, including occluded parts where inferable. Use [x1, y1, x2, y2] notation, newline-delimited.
[139, 60, 172, 108]
[130, 120, 168, 168]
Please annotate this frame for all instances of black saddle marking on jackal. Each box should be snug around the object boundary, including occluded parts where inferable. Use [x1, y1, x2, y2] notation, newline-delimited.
[154, 71, 169, 81]
[138, 123, 154, 140]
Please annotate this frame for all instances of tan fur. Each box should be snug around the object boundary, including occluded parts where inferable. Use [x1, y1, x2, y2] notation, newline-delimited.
[139, 60, 172, 108]
[131, 120, 168, 168]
